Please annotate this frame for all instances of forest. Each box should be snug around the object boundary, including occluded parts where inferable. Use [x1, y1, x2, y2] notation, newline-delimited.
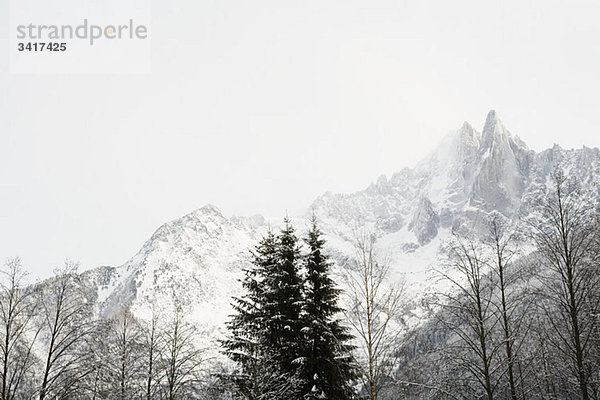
[1, 171, 599, 400]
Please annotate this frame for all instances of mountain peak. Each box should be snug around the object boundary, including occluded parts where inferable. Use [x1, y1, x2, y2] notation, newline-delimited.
[458, 121, 479, 145]
[481, 109, 509, 149]
[460, 120, 475, 132]
[191, 204, 223, 217]
[485, 109, 498, 122]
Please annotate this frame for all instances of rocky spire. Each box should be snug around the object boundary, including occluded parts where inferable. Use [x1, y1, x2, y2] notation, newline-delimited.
[480, 110, 509, 150]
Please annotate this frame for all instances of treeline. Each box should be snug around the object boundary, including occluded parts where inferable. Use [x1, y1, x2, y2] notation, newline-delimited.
[0, 261, 208, 399]
[0, 216, 400, 400]
[2, 170, 599, 400]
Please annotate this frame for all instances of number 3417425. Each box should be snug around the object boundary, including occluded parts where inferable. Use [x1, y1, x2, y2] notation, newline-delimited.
[17, 42, 67, 51]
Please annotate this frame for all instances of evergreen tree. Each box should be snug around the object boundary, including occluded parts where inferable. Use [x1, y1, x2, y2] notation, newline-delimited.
[262, 218, 305, 376]
[225, 231, 276, 362]
[300, 216, 357, 399]
[222, 230, 279, 398]
[224, 218, 357, 399]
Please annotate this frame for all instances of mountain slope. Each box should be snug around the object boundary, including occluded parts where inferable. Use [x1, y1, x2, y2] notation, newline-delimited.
[84, 110, 600, 355]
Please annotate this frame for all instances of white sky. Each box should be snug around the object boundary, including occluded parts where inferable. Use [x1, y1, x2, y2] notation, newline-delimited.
[1, 0, 599, 278]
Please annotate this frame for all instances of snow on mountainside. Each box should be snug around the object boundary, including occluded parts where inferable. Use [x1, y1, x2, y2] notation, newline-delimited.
[83, 110, 600, 356]
[87, 206, 267, 352]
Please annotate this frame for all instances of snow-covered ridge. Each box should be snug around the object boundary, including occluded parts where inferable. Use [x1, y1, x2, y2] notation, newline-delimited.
[81, 110, 600, 354]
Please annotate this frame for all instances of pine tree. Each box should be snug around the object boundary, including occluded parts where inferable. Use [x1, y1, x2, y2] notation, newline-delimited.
[224, 231, 275, 363]
[224, 221, 307, 399]
[300, 215, 357, 399]
[223, 230, 278, 398]
[225, 218, 359, 399]
[262, 218, 305, 375]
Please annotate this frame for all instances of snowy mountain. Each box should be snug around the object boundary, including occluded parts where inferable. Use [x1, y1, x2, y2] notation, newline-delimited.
[82, 110, 600, 356]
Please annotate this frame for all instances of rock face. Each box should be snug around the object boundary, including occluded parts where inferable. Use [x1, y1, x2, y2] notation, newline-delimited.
[471, 110, 532, 212]
[310, 110, 553, 243]
[409, 197, 439, 245]
[75, 110, 600, 356]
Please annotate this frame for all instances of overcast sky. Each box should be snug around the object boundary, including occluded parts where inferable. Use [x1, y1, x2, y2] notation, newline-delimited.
[1, 0, 599, 278]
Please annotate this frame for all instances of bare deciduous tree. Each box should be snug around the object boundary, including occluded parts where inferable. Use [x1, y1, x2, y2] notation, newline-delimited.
[160, 307, 205, 400]
[0, 258, 38, 400]
[344, 233, 406, 400]
[141, 305, 163, 400]
[104, 308, 145, 400]
[486, 214, 533, 400]
[37, 261, 95, 400]
[488, 215, 519, 400]
[530, 171, 600, 399]
[435, 234, 501, 400]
